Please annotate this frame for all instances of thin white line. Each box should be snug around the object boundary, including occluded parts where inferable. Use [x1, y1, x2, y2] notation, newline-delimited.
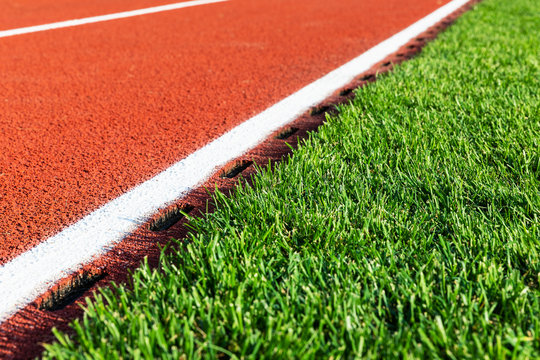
[0, 0, 471, 323]
[0, 0, 228, 38]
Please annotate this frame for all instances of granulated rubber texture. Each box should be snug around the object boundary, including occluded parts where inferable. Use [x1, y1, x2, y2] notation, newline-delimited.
[0, 0, 451, 265]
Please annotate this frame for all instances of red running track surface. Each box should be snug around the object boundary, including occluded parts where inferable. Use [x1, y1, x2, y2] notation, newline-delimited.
[0, 0, 450, 264]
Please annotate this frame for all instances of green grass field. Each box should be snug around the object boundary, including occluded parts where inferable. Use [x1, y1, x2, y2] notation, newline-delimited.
[42, 0, 540, 358]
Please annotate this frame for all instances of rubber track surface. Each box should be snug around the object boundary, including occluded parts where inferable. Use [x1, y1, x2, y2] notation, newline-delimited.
[0, 0, 450, 265]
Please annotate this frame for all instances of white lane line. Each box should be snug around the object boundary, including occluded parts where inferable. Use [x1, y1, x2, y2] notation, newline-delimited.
[0, 0, 228, 38]
[0, 0, 471, 324]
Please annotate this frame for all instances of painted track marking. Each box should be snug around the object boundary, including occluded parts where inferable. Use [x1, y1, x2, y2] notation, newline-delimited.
[0, 0, 470, 323]
[0, 0, 228, 39]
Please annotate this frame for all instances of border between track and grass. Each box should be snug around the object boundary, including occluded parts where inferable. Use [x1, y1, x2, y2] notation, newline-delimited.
[0, 0, 472, 324]
[0, 0, 228, 38]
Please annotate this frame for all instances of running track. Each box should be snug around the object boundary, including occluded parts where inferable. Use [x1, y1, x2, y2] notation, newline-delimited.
[0, 0, 455, 264]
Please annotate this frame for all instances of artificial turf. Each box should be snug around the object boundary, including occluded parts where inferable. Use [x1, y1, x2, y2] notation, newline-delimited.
[42, 0, 540, 358]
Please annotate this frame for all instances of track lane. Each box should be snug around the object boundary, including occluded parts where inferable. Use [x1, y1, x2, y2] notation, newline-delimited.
[0, 1, 228, 38]
[0, 0, 451, 264]
[0, 0, 195, 29]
